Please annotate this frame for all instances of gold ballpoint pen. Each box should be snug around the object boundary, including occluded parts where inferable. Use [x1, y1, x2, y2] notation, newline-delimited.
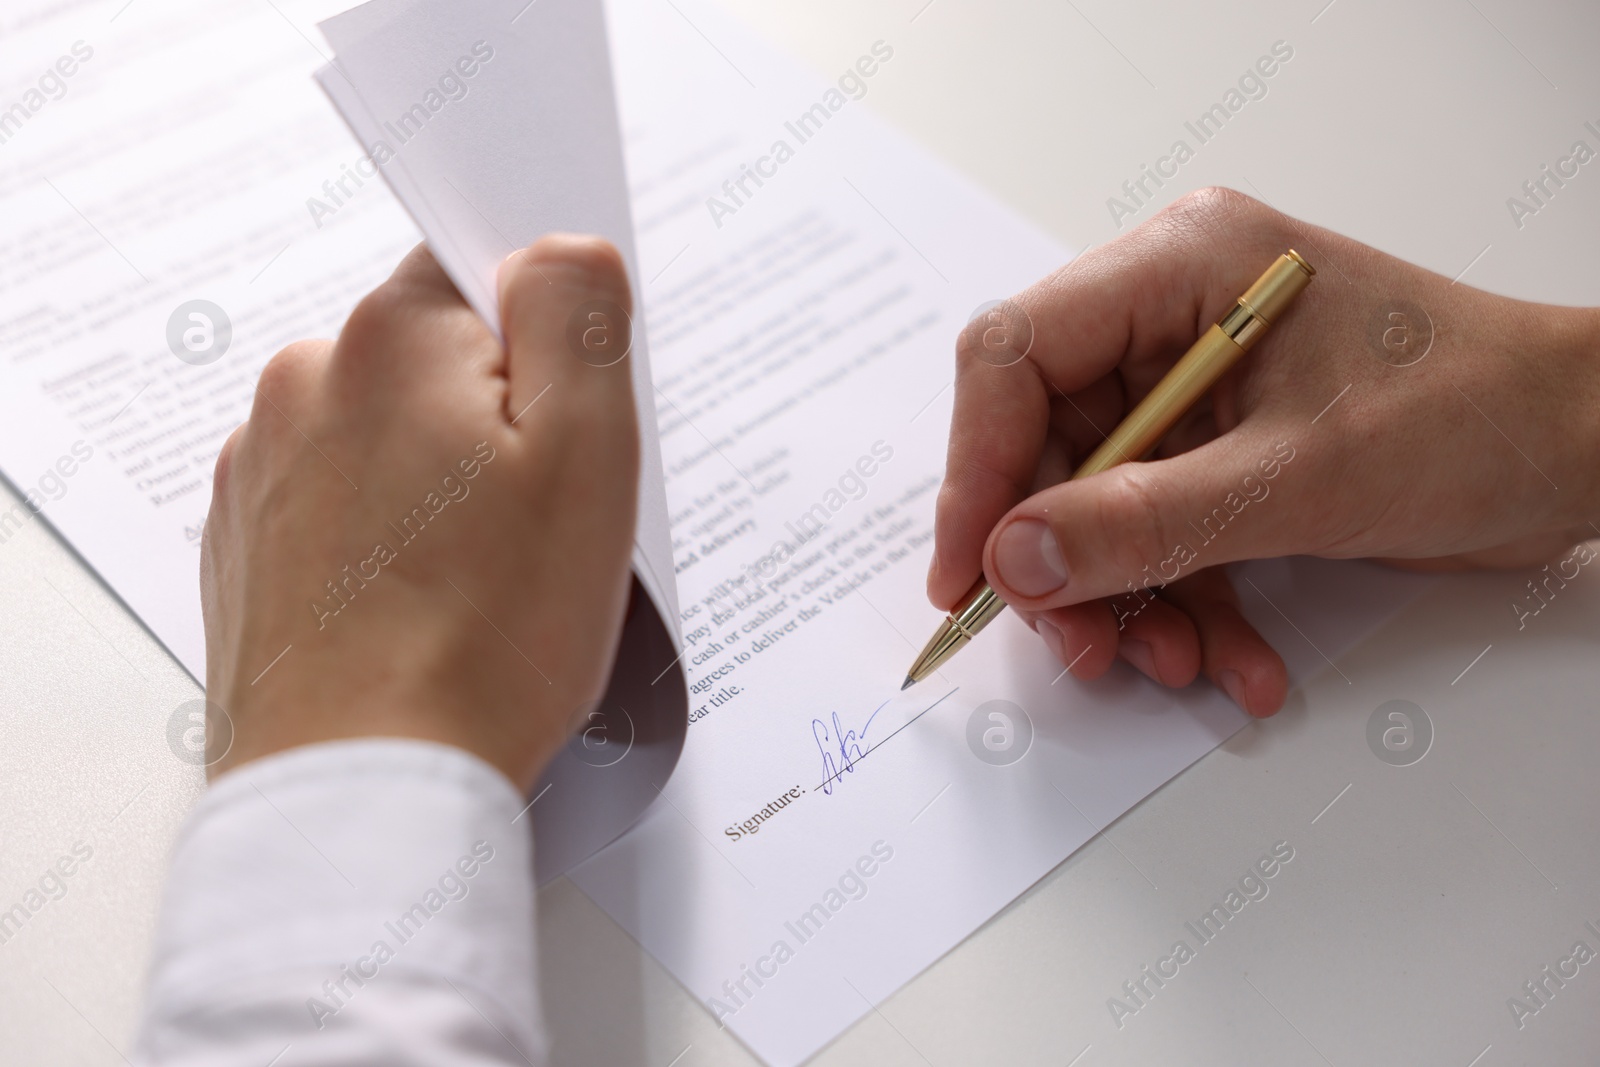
[902, 249, 1316, 690]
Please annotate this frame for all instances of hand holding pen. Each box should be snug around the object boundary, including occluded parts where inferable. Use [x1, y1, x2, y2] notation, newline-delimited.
[919, 188, 1600, 716]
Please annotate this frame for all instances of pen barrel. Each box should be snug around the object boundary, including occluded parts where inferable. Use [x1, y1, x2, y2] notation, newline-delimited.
[1072, 323, 1245, 479]
[1072, 250, 1313, 481]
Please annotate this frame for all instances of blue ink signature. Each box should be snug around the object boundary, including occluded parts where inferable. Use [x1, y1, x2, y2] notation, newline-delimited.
[813, 700, 888, 795]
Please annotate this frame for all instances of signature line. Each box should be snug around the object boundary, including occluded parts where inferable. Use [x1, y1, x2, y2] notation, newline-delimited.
[814, 687, 958, 793]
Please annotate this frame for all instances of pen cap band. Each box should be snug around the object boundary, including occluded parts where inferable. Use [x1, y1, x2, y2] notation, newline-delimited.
[1236, 250, 1315, 326]
[951, 582, 1005, 638]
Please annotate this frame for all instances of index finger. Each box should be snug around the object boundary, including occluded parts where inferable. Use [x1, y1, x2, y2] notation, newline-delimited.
[926, 188, 1282, 609]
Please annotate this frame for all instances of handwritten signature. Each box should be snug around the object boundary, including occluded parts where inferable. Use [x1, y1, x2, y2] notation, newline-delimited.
[813, 700, 887, 795]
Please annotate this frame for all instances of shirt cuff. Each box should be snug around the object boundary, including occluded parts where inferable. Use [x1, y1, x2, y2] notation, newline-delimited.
[136, 737, 543, 1061]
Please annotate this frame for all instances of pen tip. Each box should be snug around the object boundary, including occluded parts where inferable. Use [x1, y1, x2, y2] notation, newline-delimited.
[900, 675, 915, 691]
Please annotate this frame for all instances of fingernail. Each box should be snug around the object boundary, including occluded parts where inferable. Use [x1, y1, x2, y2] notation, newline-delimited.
[1035, 618, 1067, 662]
[1121, 639, 1158, 682]
[1218, 668, 1249, 714]
[994, 518, 1068, 597]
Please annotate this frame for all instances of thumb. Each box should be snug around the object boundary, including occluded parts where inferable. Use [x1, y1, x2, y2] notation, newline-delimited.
[495, 235, 641, 557]
[497, 234, 637, 431]
[982, 433, 1305, 609]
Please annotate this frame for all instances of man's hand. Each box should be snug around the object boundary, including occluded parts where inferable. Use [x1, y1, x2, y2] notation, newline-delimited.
[202, 236, 640, 790]
[930, 188, 1600, 717]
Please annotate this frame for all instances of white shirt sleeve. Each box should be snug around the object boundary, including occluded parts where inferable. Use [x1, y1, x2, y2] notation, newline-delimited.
[133, 738, 548, 1066]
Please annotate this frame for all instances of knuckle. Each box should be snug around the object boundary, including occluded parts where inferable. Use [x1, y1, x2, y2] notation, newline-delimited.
[954, 317, 1002, 371]
[341, 283, 409, 352]
[212, 422, 247, 491]
[953, 318, 987, 368]
[1151, 187, 1295, 257]
[253, 341, 323, 407]
[955, 300, 1035, 371]
[391, 241, 447, 287]
[1160, 186, 1262, 229]
[336, 280, 430, 383]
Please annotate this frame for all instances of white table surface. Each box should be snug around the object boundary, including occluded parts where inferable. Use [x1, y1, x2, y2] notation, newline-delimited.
[4, 0, 1598, 1064]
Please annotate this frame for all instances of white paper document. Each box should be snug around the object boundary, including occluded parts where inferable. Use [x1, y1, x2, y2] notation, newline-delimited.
[0, 0, 1431, 1064]
[0, 0, 422, 670]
